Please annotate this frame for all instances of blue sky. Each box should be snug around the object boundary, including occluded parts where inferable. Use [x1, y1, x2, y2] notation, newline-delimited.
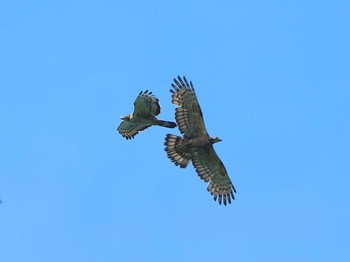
[1, 0, 349, 261]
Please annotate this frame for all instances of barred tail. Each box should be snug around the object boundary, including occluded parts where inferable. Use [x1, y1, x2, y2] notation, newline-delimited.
[156, 120, 177, 128]
[164, 134, 191, 168]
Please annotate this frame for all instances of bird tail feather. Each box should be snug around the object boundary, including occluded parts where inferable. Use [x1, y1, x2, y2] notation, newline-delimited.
[164, 134, 191, 168]
[156, 120, 177, 128]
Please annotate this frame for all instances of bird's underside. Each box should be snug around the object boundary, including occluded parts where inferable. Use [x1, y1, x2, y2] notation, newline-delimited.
[117, 90, 176, 139]
[164, 76, 236, 206]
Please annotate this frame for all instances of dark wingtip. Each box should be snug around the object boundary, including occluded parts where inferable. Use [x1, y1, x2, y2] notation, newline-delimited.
[213, 193, 234, 206]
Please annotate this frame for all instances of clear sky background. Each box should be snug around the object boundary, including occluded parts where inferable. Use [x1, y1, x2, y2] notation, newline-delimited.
[1, 1, 349, 261]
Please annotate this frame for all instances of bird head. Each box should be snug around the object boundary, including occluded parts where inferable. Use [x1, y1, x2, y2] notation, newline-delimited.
[210, 137, 222, 144]
[120, 114, 131, 121]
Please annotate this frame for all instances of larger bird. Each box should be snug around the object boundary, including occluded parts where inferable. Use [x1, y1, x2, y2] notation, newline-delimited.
[164, 76, 236, 205]
[117, 90, 176, 139]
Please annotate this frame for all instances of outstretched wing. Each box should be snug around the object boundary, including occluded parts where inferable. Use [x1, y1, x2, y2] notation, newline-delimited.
[133, 90, 161, 118]
[191, 146, 236, 205]
[168, 76, 236, 205]
[117, 121, 151, 140]
[170, 76, 208, 138]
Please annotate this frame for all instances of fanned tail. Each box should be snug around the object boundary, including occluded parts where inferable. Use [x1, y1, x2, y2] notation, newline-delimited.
[164, 134, 191, 168]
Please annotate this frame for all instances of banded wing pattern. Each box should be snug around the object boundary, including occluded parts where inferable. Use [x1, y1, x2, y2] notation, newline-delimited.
[165, 76, 236, 205]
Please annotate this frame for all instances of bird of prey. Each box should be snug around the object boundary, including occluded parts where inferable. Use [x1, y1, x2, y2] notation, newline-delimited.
[117, 90, 177, 139]
[164, 76, 236, 205]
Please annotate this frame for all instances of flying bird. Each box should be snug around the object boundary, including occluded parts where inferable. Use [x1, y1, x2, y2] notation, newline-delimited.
[164, 76, 236, 205]
[117, 90, 177, 139]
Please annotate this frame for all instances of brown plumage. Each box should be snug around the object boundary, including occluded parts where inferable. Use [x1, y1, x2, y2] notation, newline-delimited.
[164, 76, 236, 205]
[117, 90, 176, 139]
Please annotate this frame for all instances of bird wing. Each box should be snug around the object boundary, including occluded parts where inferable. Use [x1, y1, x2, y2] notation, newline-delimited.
[191, 145, 236, 205]
[133, 90, 161, 118]
[117, 120, 151, 140]
[170, 76, 208, 138]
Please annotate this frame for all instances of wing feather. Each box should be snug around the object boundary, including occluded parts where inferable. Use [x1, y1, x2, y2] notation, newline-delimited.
[191, 146, 236, 205]
[170, 76, 208, 138]
[117, 120, 151, 140]
[133, 90, 161, 117]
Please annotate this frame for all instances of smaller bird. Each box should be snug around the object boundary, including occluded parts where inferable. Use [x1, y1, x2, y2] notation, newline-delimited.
[117, 90, 177, 139]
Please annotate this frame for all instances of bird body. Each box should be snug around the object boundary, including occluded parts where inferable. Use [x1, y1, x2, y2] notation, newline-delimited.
[164, 76, 236, 205]
[117, 90, 176, 139]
